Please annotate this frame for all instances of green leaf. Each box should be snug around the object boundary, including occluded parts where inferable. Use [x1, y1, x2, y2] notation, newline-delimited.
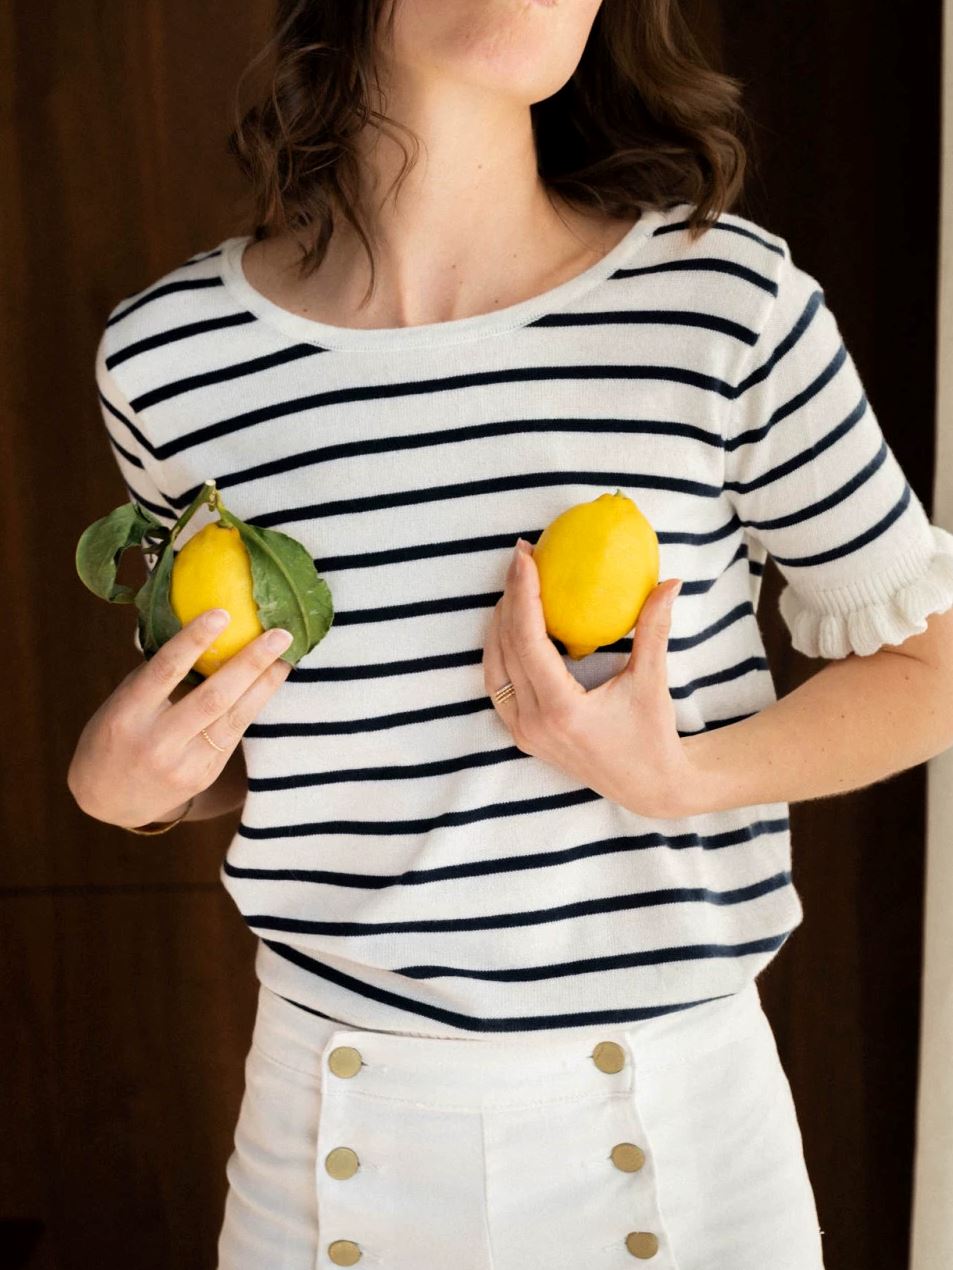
[216, 505, 334, 663]
[75, 501, 170, 603]
[135, 536, 185, 656]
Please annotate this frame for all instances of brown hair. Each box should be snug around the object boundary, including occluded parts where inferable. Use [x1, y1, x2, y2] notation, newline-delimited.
[226, 0, 750, 299]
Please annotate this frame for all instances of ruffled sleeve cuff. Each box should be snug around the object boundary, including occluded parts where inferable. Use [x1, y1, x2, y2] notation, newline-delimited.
[777, 523, 953, 658]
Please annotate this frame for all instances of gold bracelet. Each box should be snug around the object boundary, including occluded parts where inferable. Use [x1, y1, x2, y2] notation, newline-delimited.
[123, 794, 195, 835]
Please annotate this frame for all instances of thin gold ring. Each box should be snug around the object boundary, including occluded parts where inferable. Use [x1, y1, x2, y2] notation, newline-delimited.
[200, 727, 227, 753]
[492, 681, 516, 705]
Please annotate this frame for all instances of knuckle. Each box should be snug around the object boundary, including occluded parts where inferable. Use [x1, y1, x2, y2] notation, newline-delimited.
[248, 639, 278, 674]
[217, 705, 245, 739]
[197, 684, 230, 719]
[511, 632, 536, 661]
[542, 700, 575, 734]
[148, 647, 185, 692]
[165, 762, 196, 792]
[102, 708, 131, 749]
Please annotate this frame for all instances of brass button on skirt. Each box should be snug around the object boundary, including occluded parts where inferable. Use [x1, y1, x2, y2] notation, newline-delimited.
[325, 1146, 360, 1179]
[327, 1045, 363, 1078]
[626, 1230, 660, 1259]
[216, 981, 826, 1269]
[611, 1142, 646, 1172]
[328, 1237, 362, 1264]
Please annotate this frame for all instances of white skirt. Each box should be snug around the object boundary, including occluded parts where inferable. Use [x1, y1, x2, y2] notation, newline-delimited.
[216, 980, 825, 1269]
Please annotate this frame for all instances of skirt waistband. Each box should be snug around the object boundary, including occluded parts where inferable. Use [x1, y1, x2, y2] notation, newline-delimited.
[250, 981, 768, 1110]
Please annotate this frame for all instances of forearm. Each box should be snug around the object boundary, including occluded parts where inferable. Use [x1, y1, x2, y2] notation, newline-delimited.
[676, 649, 953, 816]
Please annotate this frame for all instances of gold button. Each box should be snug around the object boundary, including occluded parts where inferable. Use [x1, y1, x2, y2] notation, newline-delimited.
[328, 1239, 362, 1265]
[626, 1231, 659, 1259]
[325, 1146, 360, 1179]
[591, 1040, 625, 1073]
[611, 1142, 646, 1172]
[328, 1046, 363, 1078]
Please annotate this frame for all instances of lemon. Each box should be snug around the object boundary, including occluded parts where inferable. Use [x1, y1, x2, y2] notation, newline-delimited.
[169, 523, 265, 677]
[532, 490, 659, 659]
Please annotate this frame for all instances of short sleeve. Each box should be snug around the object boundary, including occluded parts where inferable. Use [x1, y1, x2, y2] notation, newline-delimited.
[723, 247, 953, 658]
[94, 327, 179, 650]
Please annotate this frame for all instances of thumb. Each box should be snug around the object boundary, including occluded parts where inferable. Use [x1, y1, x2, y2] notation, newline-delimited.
[624, 579, 682, 680]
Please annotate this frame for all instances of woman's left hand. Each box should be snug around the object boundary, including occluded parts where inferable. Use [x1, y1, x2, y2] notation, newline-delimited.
[482, 537, 691, 820]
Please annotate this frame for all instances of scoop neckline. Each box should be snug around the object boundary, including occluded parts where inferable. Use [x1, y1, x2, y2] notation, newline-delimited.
[218, 206, 668, 352]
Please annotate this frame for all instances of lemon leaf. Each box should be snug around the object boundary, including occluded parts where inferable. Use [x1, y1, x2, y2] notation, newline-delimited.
[75, 501, 170, 603]
[216, 507, 334, 663]
[134, 536, 184, 652]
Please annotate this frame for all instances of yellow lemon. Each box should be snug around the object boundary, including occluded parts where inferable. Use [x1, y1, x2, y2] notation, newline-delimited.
[169, 523, 265, 677]
[532, 490, 659, 659]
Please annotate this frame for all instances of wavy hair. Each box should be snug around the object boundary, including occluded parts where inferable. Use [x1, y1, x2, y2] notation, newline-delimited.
[226, 0, 751, 299]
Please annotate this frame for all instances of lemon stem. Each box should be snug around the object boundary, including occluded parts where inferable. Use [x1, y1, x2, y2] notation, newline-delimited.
[169, 479, 219, 545]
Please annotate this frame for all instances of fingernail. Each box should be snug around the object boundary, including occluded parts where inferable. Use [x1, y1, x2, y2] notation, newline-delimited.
[665, 581, 683, 607]
[265, 627, 293, 651]
[206, 609, 230, 630]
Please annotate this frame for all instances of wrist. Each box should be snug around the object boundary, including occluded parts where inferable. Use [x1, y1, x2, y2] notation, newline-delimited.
[121, 796, 194, 832]
[151, 797, 194, 824]
[673, 730, 752, 817]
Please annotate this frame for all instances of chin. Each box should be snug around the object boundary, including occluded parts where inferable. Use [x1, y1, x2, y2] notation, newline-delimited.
[388, 0, 602, 103]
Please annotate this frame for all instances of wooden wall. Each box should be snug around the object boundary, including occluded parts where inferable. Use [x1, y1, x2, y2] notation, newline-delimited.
[0, 1, 941, 1266]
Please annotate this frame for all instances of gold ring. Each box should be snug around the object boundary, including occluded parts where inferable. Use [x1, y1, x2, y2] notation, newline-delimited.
[200, 727, 227, 753]
[492, 681, 516, 705]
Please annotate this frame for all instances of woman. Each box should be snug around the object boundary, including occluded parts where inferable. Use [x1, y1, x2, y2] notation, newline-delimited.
[69, 0, 953, 1267]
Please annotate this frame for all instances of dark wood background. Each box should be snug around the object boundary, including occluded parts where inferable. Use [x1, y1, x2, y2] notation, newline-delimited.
[0, 1, 941, 1266]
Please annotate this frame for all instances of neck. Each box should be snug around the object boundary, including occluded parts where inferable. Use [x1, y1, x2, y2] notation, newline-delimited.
[283, 78, 621, 327]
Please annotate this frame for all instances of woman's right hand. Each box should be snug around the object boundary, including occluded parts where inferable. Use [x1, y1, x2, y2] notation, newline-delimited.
[67, 609, 293, 830]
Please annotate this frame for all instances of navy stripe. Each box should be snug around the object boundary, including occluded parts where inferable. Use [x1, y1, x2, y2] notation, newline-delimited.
[97, 389, 152, 454]
[242, 655, 764, 742]
[732, 344, 848, 442]
[275, 600, 754, 686]
[152, 365, 742, 461]
[244, 870, 793, 936]
[772, 482, 914, 569]
[104, 428, 145, 470]
[244, 694, 491, 738]
[612, 257, 778, 296]
[107, 312, 257, 369]
[733, 287, 826, 397]
[123, 482, 177, 523]
[262, 937, 738, 1032]
[166, 416, 725, 507]
[107, 276, 226, 326]
[223, 816, 791, 885]
[743, 434, 889, 533]
[528, 308, 758, 344]
[727, 394, 870, 494]
[397, 932, 793, 981]
[246, 743, 526, 792]
[237, 786, 602, 839]
[130, 343, 321, 410]
[311, 514, 740, 573]
[313, 554, 748, 626]
[244, 470, 724, 530]
[655, 215, 787, 257]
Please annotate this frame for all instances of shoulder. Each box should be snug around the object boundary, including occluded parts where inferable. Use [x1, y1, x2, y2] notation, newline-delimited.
[96, 239, 234, 363]
[650, 201, 791, 287]
[95, 236, 238, 402]
[650, 202, 829, 360]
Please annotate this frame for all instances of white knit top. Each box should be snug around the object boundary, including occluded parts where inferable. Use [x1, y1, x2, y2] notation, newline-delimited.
[94, 200, 953, 1038]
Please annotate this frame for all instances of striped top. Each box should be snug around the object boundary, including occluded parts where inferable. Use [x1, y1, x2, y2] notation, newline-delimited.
[95, 200, 953, 1038]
